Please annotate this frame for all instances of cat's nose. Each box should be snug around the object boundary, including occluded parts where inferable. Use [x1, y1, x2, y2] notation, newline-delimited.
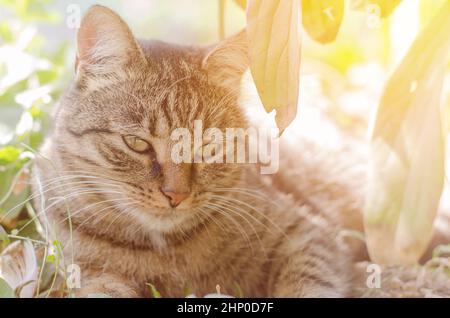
[161, 188, 189, 207]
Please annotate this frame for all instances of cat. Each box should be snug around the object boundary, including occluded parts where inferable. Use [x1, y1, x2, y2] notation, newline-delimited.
[31, 5, 358, 297]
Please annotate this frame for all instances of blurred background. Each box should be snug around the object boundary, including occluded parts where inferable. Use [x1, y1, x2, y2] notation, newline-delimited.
[1, 0, 450, 242]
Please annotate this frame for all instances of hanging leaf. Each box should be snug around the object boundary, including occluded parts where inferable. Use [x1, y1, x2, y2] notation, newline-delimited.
[350, 0, 402, 18]
[234, 0, 246, 9]
[219, 0, 226, 39]
[374, 0, 402, 17]
[365, 1, 450, 265]
[302, 0, 345, 44]
[247, 0, 301, 132]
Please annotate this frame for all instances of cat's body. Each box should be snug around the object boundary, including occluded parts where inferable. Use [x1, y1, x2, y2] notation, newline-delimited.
[35, 136, 356, 297]
[32, 6, 357, 297]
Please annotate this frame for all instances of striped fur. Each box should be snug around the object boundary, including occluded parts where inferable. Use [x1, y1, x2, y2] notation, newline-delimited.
[32, 6, 355, 297]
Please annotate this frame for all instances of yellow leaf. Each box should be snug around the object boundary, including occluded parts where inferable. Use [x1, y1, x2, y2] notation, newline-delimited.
[373, 0, 402, 17]
[302, 0, 345, 44]
[247, 0, 301, 132]
[365, 1, 450, 265]
[234, 0, 246, 9]
[350, 0, 402, 18]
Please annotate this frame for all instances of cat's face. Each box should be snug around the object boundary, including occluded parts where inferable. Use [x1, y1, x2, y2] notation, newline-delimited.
[51, 6, 250, 231]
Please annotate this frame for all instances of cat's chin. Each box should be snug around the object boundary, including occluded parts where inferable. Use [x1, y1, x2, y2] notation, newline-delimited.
[128, 204, 198, 233]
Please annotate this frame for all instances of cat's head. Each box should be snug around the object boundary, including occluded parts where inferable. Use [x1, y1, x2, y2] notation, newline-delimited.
[51, 5, 251, 232]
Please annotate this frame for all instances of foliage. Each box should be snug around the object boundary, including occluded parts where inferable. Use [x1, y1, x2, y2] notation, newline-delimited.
[352, 0, 402, 18]
[233, 0, 402, 131]
[233, 0, 450, 265]
[0, 0, 69, 297]
[246, 0, 301, 132]
[0, 0, 68, 228]
[0, 278, 15, 298]
[365, 0, 450, 265]
[147, 283, 162, 298]
[0, 0, 449, 299]
[302, 0, 345, 44]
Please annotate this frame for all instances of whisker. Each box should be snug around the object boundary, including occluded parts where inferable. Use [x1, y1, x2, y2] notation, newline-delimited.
[75, 201, 136, 231]
[195, 208, 215, 241]
[83, 202, 140, 266]
[38, 169, 128, 184]
[33, 174, 122, 188]
[58, 197, 131, 225]
[208, 199, 267, 256]
[17, 189, 123, 232]
[211, 195, 273, 233]
[196, 207, 230, 235]
[203, 202, 254, 251]
[1, 178, 122, 222]
[212, 187, 283, 208]
[211, 194, 287, 239]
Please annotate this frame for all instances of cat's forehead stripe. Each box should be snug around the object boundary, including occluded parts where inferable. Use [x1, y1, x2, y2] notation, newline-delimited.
[148, 79, 208, 138]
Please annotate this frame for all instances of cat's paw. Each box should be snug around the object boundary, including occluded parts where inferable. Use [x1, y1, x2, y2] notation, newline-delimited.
[74, 272, 140, 298]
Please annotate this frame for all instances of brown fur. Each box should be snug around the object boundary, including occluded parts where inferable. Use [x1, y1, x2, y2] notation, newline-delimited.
[32, 5, 356, 297]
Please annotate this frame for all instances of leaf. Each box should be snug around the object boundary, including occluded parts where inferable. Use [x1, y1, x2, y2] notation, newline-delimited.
[432, 244, 450, 259]
[302, 0, 345, 44]
[0, 22, 14, 43]
[0, 240, 38, 297]
[234, 0, 246, 9]
[365, 1, 450, 265]
[0, 278, 15, 298]
[0, 166, 31, 226]
[234, 282, 244, 298]
[183, 285, 193, 297]
[0, 146, 21, 166]
[247, 0, 301, 132]
[350, 0, 402, 18]
[0, 225, 9, 250]
[0, 225, 8, 243]
[146, 283, 162, 298]
[45, 254, 55, 263]
[374, 0, 402, 17]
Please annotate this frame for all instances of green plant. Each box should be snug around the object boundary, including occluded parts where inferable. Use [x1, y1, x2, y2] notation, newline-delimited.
[0, 0, 68, 229]
[227, 0, 449, 265]
[0, 0, 70, 296]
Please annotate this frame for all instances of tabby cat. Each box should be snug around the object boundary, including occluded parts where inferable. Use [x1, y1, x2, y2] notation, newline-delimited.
[32, 5, 357, 297]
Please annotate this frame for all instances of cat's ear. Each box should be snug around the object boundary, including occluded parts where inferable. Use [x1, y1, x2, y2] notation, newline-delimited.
[75, 5, 146, 81]
[202, 30, 249, 90]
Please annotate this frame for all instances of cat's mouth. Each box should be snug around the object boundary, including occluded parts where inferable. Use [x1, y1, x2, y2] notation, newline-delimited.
[131, 200, 192, 217]
[127, 201, 199, 232]
[133, 203, 175, 215]
[114, 187, 202, 227]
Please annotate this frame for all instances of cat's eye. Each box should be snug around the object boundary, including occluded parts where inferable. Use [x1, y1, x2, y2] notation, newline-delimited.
[123, 135, 151, 153]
